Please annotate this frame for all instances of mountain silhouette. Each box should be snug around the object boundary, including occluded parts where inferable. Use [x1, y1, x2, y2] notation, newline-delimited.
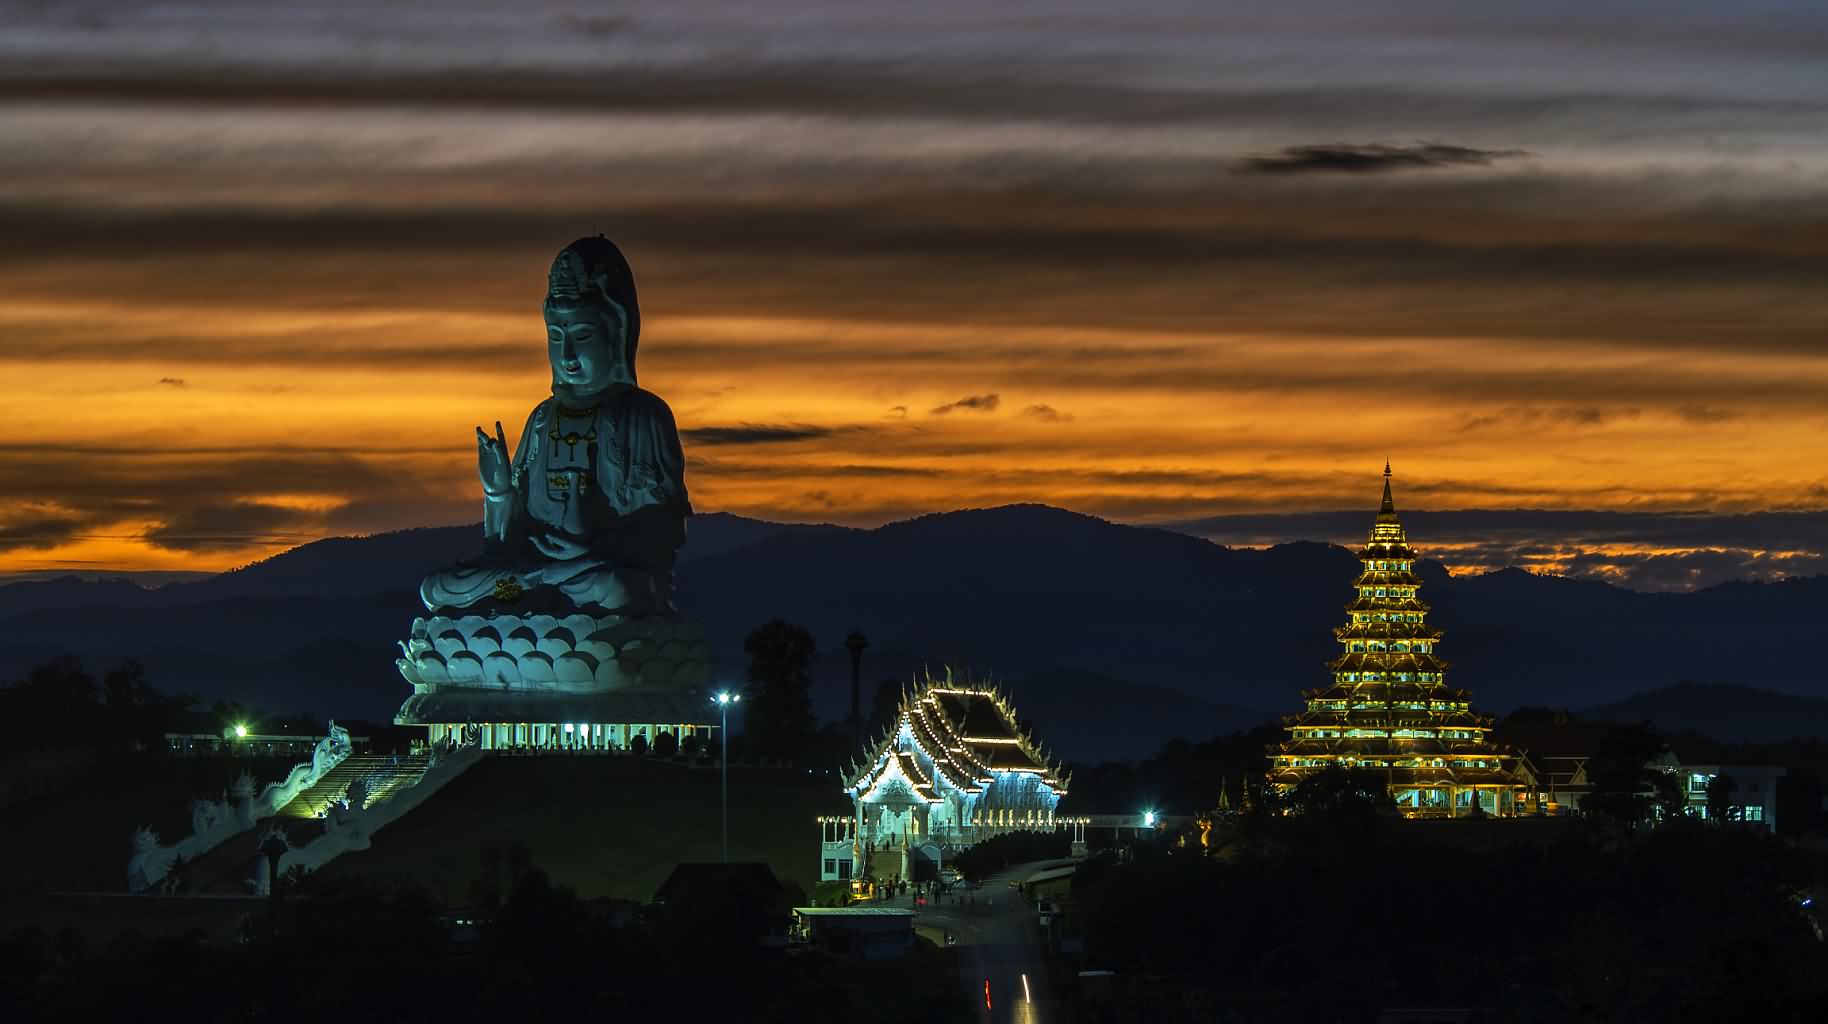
[1, 504, 1822, 761]
[1582, 683, 1828, 745]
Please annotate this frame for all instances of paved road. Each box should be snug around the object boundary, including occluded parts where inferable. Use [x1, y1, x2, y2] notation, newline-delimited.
[906, 863, 1053, 1024]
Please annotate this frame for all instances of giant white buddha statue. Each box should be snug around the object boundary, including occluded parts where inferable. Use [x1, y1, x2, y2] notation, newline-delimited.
[421, 236, 689, 617]
[395, 238, 715, 735]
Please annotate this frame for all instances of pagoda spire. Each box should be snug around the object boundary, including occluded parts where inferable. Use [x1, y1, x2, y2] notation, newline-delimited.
[1380, 461, 1395, 515]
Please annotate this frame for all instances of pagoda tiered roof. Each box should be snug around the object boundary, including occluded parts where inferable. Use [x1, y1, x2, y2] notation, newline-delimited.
[842, 669, 1068, 800]
[1270, 466, 1525, 796]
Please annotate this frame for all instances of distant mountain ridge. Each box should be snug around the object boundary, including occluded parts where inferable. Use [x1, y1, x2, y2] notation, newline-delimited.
[1, 504, 1824, 761]
[1581, 683, 1828, 746]
[0, 512, 847, 619]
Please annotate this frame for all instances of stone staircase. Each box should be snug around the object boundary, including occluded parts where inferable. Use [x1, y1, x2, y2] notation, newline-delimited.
[176, 754, 433, 895]
[276, 754, 430, 819]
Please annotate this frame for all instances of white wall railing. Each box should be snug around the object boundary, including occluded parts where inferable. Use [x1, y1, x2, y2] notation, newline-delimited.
[127, 723, 353, 893]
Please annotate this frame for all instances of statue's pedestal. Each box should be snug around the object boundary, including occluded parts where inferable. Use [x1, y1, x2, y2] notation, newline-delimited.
[392, 612, 718, 736]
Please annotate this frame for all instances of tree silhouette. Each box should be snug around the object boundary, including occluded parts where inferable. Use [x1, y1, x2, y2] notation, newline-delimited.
[2, 655, 190, 755]
[1284, 764, 1391, 817]
[866, 677, 903, 737]
[1584, 722, 1683, 827]
[742, 619, 816, 762]
[1706, 772, 1737, 823]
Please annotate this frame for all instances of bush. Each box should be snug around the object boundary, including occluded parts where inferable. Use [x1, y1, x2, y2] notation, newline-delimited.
[952, 830, 1069, 882]
[651, 732, 679, 758]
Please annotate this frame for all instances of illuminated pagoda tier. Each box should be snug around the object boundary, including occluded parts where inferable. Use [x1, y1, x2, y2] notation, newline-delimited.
[817, 668, 1069, 883]
[1268, 465, 1532, 817]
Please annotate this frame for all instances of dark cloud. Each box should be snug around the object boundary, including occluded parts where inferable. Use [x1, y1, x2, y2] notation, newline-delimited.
[1458, 406, 1641, 432]
[888, 406, 909, 418]
[157, 377, 185, 387]
[0, 446, 464, 557]
[0, 513, 88, 553]
[682, 424, 836, 446]
[1675, 405, 1742, 424]
[7, 190, 1827, 369]
[929, 394, 1000, 415]
[6, 54, 1824, 136]
[691, 457, 948, 481]
[1239, 143, 1528, 175]
[1022, 404, 1073, 422]
[142, 501, 324, 552]
[551, 13, 630, 38]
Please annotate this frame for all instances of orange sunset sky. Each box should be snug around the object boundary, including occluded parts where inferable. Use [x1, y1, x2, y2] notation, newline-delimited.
[3, 1, 1826, 590]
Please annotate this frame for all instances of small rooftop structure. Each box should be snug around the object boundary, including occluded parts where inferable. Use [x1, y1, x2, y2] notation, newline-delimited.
[791, 906, 915, 960]
[651, 862, 791, 946]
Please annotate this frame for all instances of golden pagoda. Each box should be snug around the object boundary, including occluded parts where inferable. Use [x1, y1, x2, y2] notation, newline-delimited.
[1268, 465, 1530, 817]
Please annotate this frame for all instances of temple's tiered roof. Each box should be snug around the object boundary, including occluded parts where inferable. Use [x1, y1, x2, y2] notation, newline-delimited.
[1270, 466, 1521, 795]
[842, 670, 1068, 800]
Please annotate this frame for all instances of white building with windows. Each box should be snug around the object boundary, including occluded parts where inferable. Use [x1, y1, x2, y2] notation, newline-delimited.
[1679, 763, 1786, 831]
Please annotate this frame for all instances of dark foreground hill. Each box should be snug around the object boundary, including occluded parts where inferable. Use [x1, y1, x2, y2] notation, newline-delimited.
[314, 757, 847, 902]
[1, 504, 1824, 761]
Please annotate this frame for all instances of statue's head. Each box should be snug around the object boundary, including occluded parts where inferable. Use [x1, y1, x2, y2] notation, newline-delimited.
[544, 236, 641, 402]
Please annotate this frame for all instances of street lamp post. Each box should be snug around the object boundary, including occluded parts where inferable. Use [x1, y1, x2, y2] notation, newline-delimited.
[714, 692, 740, 862]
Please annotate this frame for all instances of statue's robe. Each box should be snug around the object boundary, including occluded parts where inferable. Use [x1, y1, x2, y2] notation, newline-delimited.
[421, 386, 689, 615]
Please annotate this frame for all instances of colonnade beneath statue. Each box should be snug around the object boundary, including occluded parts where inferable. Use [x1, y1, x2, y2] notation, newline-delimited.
[426, 721, 714, 752]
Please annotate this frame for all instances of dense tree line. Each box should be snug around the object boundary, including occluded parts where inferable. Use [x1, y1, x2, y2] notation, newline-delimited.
[1, 850, 968, 1023]
[0, 656, 192, 758]
[1070, 813, 1828, 1021]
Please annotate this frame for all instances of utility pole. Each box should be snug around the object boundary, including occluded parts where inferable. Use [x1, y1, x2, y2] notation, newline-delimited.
[844, 629, 866, 738]
[845, 630, 868, 745]
[714, 691, 740, 861]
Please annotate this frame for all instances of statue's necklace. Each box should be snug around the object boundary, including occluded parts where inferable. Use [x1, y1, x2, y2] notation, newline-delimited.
[551, 403, 599, 457]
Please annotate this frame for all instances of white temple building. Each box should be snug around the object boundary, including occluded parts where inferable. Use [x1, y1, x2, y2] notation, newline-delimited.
[820, 670, 1069, 882]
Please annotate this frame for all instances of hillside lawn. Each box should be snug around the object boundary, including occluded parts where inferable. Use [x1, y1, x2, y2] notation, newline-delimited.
[315, 755, 852, 903]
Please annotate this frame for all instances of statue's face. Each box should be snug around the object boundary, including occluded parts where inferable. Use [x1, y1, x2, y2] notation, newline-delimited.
[545, 300, 628, 397]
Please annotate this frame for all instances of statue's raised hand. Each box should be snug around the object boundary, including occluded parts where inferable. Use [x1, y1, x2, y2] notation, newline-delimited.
[477, 421, 512, 497]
